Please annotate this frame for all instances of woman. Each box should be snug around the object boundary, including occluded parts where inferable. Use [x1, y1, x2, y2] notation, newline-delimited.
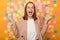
[11, 2, 52, 40]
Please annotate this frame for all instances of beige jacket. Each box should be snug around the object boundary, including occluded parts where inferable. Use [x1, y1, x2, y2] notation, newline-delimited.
[11, 18, 48, 40]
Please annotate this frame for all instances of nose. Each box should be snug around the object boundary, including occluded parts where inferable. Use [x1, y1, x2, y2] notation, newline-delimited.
[29, 7, 32, 11]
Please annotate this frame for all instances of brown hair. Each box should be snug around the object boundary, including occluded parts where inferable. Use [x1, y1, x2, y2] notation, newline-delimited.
[23, 2, 37, 20]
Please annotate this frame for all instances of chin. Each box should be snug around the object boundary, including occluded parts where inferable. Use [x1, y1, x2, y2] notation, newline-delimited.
[29, 15, 33, 17]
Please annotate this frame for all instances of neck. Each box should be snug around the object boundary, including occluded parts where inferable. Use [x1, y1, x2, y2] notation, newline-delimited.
[28, 16, 33, 19]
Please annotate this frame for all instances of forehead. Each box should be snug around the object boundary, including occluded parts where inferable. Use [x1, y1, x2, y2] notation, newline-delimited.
[27, 3, 34, 7]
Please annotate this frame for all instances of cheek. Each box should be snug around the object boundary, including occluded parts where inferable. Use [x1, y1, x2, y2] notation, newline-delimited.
[26, 10, 29, 15]
[26, 9, 29, 13]
[32, 9, 34, 13]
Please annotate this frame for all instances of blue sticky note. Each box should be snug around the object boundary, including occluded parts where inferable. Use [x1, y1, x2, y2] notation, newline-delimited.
[42, 17, 45, 21]
[47, 37, 50, 40]
[14, 10, 18, 13]
[10, 15, 13, 18]
[45, 4, 48, 7]
[54, 30, 57, 34]
[54, 1, 56, 4]
[52, 15, 55, 18]
[9, 0, 12, 2]
[44, 13, 47, 16]
[36, 8, 39, 12]
[5, 13, 8, 17]
[8, 19, 12, 22]
[21, 3, 24, 7]
[53, 0, 56, 4]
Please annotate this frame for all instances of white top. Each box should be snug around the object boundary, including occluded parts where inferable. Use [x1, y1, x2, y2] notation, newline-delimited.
[27, 18, 37, 40]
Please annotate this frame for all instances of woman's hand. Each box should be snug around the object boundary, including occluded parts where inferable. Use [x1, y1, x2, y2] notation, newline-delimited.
[45, 16, 52, 24]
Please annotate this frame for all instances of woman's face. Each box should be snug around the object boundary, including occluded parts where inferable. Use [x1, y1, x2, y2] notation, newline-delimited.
[26, 3, 34, 17]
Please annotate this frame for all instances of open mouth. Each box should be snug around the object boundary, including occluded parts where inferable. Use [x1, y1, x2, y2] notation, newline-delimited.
[29, 11, 32, 13]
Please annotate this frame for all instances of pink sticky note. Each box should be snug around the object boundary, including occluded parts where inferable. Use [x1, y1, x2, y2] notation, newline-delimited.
[4, 26, 7, 30]
[42, 4, 46, 13]
[34, 0, 37, 3]
[40, 0, 43, 3]
[14, 1, 18, 4]
[4, 10, 7, 13]
[53, 24, 56, 28]
[52, 25, 55, 28]
[7, 2, 10, 6]
[48, 4, 51, 7]
[18, 6, 20, 9]
[47, 29, 50, 33]
[8, 34, 12, 37]
[50, 0, 53, 2]
[10, 5, 13, 8]
[37, 16, 42, 19]
[22, 0, 26, 3]
[52, 38, 54, 40]
[47, 32, 51, 36]
[54, 12, 58, 15]
[51, 20, 56, 25]
[50, 12, 53, 15]
[10, 8, 13, 13]
[53, 21, 56, 24]
[8, 29, 10, 32]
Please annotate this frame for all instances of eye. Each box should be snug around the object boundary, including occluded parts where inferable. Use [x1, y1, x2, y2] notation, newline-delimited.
[27, 7, 30, 9]
[31, 6, 34, 8]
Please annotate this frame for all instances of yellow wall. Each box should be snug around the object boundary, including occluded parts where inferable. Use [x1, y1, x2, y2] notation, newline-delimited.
[0, 0, 60, 40]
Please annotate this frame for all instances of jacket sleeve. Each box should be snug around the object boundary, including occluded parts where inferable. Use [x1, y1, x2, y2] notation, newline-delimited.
[38, 19, 48, 37]
[11, 21, 20, 39]
[40, 23, 48, 37]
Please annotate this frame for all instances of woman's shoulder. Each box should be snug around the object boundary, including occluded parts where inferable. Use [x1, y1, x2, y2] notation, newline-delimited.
[16, 17, 24, 24]
[18, 17, 24, 21]
[36, 18, 42, 24]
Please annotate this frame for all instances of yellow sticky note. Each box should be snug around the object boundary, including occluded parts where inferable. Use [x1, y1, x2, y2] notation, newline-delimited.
[50, 7, 53, 11]
[54, 4, 57, 7]
[11, 2, 14, 5]
[10, 31, 13, 34]
[18, 1, 21, 4]
[7, 25, 10, 29]
[48, 15, 52, 18]
[8, 13, 11, 16]
[47, 1, 50, 4]
[37, 0, 40, 3]
[21, 13, 24, 17]
[18, 10, 20, 13]
[36, 12, 40, 16]
[12, 35, 15, 38]
[26, 0, 29, 3]
[4, 30, 7, 34]
[43, 1, 46, 5]
[30, 0, 34, 2]
[5, 37, 8, 40]
[48, 25, 52, 28]
[51, 28, 54, 32]
[7, 7, 10, 10]
[7, 10, 10, 13]
[15, 18, 18, 22]
[46, 10, 49, 13]
[16, 14, 19, 17]
[4, 17, 7, 20]
[13, 13, 16, 16]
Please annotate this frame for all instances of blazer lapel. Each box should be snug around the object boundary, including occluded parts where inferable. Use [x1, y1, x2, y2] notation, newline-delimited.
[24, 20, 27, 40]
